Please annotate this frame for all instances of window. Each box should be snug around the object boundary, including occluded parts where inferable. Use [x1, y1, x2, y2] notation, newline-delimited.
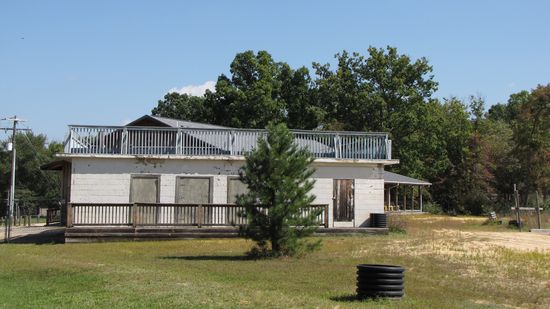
[130, 175, 159, 203]
[175, 177, 212, 224]
[130, 175, 160, 224]
[175, 177, 212, 204]
[227, 177, 249, 204]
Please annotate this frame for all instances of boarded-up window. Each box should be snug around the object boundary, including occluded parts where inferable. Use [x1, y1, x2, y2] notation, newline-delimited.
[175, 177, 211, 224]
[130, 176, 159, 203]
[130, 176, 160, 224]
[227, 178, 249, 204]
[226, 177, 248, 225]
[176, 177, 211, 204]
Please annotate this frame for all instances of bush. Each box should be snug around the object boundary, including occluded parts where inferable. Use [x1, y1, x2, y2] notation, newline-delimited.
[387, 214, 407, 234]
[423, 202, 443, 214]
[462, 191, 491, 215]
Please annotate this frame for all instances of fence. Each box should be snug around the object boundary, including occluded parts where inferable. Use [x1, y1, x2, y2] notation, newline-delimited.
[65, 126, 391, 160]
[68, 203, 329, 228]
[46, 209, 61, 226]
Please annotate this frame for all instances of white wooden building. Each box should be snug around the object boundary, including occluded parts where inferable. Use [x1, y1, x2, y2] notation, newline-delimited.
[44, 115, 401, 230]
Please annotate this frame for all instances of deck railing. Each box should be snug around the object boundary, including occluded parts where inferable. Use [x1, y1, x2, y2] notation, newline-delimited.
[67, 203, 329, 228]
[64, 126, 391, 160]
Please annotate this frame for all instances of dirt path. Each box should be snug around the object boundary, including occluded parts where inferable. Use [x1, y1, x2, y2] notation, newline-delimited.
[437, 229, 550, 252]
[0, 225, 65, 243]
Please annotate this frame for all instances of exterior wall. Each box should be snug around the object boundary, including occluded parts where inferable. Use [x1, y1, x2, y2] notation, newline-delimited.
[69, 157, 384, 227]
[312, 164, 384, 227]
[70, 157, 243, 204]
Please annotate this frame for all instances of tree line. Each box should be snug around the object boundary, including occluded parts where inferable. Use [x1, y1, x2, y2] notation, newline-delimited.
[152, 47, 549, 214]
[0, 47, 547, 216]
[0, 133, 63, 216]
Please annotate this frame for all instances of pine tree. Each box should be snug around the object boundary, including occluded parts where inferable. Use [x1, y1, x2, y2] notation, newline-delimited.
[237, 123, 321, 257]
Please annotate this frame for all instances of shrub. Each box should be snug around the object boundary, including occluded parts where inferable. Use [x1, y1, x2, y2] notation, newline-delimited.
[238, 123, 321, 257]
[423, 202, 443, 214]
[387, 214, 407, 234]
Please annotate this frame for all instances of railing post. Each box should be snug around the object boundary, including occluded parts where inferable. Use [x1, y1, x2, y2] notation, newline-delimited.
[197, 204, 203, 228]
[386, 139, 392, 160]
[229, 130, 235, 155]
[67, 203, 73, 228]
[180, 129, 189, 155]
[176, 128, 182, 155]
[121, 127, 128, 154]
[334, 134, 340, 159]
[64, 127, 73, 153]
[132, 203, 138, 228]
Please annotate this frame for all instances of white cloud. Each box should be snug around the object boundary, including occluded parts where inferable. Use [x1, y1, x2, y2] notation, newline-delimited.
[168, 80, 216, 96]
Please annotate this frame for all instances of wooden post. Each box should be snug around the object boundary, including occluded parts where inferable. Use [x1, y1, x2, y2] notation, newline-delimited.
[386, 186, 391, 210]
[197, 205, 203, 228]
[324, 204, 329, 228]
[420, 187, 423, 213]
[411, 187, 414, 211]
[132, 203, 138, 228]
[67, 203, 73, 228]
[513, 184, 521, 231]
[395, 185, 399, 211]
[403, 189, 407, 211]
[535, 191, 542, 230]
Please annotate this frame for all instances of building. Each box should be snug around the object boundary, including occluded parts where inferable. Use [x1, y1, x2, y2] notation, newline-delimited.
[42, 115, 430, 241]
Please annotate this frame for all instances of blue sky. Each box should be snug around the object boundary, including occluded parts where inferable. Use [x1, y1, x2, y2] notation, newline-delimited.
[1, 0, 549, 142]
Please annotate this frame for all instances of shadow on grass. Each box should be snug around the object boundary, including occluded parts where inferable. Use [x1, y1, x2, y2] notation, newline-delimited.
[330, 294, 392, 303]
[2, 229, 65, 245]
[160, 255, 253, 261]
[330, 294, 362, 302]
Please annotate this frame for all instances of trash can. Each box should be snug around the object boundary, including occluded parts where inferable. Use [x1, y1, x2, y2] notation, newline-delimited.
[370, 213, 388, 228]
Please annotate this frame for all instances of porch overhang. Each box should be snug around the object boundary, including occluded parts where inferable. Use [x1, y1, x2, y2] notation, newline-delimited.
[384, 171, 431, 186]
[40, 159, 70, 171]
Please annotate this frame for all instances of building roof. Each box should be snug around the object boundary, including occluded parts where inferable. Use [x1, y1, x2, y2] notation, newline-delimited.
[384, 171, 431, 186]
[126, 115, 228, 130]
[126, 115, 333, 155]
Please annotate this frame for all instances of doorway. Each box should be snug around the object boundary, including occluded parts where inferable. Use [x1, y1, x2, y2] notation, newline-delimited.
[333, 179, 354, 222]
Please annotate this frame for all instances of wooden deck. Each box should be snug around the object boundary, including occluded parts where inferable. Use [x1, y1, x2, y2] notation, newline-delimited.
[65, 226, 388, 243]
[64, 203, 388, 242]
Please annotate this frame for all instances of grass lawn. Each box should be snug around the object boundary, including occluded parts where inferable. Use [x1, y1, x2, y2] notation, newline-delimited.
[1, 215, 549, 308]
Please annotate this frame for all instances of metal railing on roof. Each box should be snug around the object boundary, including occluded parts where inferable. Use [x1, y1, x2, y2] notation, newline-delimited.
[63, 125, 392, 160]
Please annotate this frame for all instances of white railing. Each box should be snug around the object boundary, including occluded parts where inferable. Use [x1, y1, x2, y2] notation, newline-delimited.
[64, 125, 392, 160]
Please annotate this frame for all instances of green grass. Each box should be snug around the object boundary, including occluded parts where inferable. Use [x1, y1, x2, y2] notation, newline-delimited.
[1, 215, 549, 308]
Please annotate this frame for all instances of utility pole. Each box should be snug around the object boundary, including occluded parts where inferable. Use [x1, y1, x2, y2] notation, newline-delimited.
[2, 116, 29, 243]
